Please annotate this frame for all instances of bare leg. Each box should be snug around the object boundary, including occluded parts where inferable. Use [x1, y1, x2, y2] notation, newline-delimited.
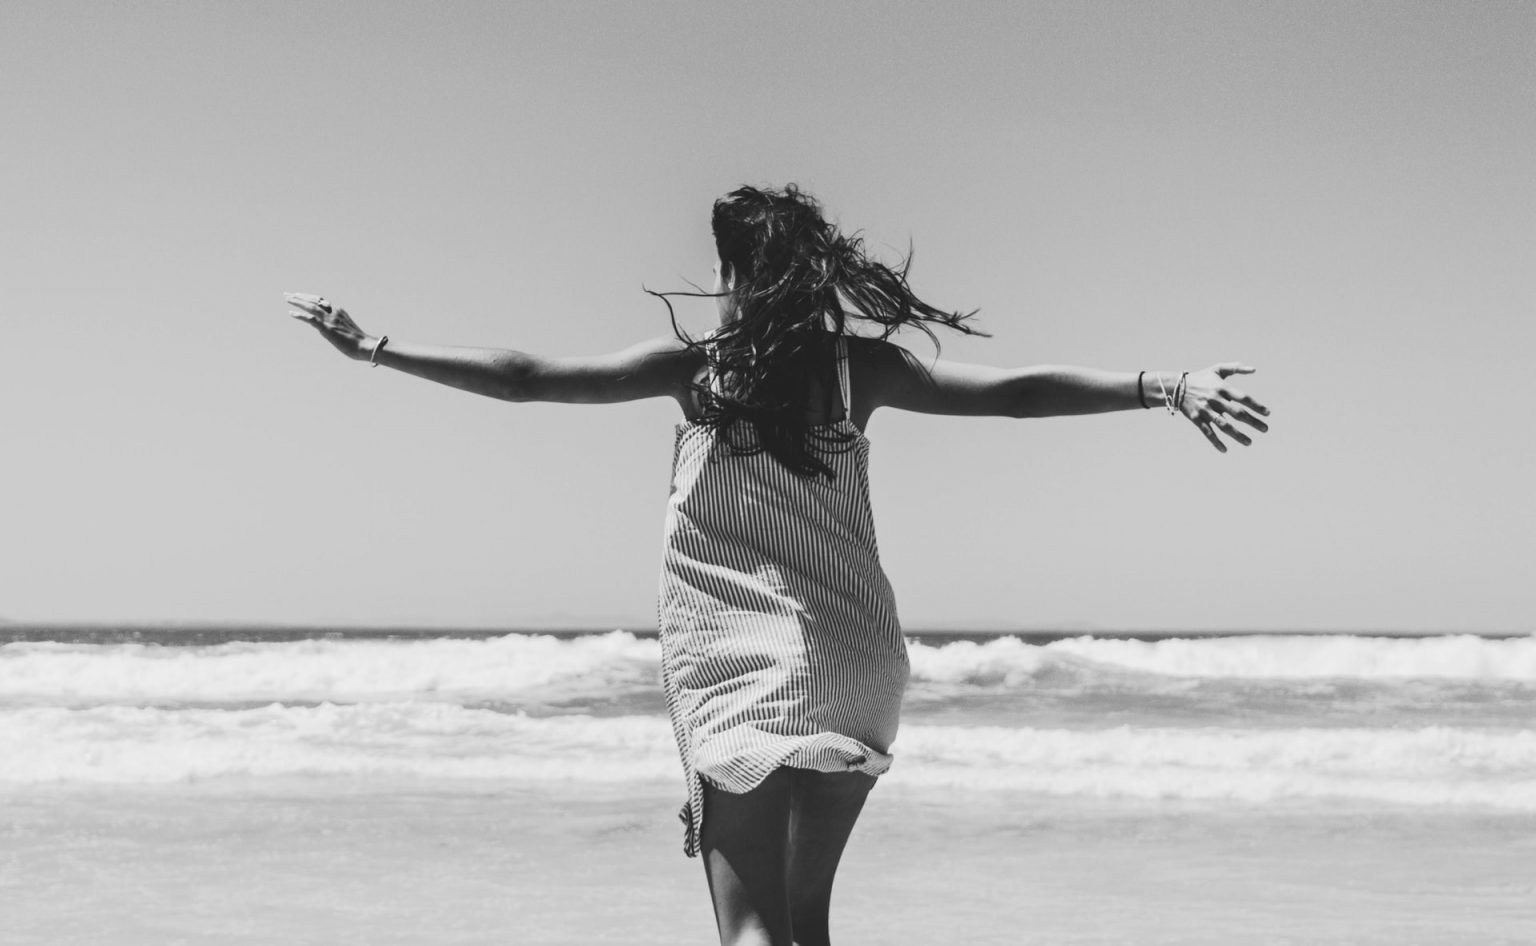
[786, 771, 874, 946]
[700, 769, 795, 946]
[700, 768, 875, 946]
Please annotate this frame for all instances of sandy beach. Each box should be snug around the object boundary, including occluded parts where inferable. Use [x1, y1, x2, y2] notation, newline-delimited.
[4, 779, 1533, 946]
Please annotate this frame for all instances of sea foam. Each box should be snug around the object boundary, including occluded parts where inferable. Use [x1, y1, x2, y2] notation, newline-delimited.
[0, 633, 660, 704]
[2, 704, 1532, 810]
[1038, 634, 1536, 681]
[908, 634, 1536, 683]
[4, 633, 1534, 707]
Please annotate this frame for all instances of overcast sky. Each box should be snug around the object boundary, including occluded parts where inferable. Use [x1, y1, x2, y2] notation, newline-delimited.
[3, 1, 1532, 631]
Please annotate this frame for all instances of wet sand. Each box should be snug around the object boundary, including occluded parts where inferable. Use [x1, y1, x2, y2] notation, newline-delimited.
[3, 779, 1533, 945]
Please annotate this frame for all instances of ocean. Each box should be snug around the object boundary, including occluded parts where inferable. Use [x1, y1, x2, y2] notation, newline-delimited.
[3, 628, 1534, 944]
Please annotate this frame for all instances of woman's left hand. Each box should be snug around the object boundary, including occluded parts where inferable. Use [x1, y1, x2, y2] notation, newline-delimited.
[285, 292, 371, 361]
[1178, 363, 1270, 453]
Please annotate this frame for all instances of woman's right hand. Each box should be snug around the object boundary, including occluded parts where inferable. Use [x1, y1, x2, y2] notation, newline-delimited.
[285, 292, 372, 361]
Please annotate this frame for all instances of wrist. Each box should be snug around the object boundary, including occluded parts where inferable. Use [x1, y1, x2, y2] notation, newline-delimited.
[1137, 370, 1173, 410]
[1146, 371, 1172, 411]
[1144, 371, 1190, 414]
[365, 334, 391, 367]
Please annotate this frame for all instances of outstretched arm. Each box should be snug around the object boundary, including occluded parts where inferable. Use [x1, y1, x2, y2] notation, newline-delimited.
[862, 339, 1270, 452]
[285, 293, 696, 405]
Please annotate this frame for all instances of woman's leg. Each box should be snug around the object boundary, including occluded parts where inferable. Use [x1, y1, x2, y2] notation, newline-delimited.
[700, 768, 795, 946]
[785, 771, 875, 946]
[699, 768, 875, 946]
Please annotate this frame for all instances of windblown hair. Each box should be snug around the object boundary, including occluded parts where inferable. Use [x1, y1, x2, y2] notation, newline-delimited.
[652, 184, 983, 479]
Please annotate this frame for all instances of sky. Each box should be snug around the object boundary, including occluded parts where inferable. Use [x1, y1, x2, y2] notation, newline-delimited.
[2, 1, 1532, 632]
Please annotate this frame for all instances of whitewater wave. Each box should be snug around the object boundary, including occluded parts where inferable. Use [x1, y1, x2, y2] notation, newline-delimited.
[0, 633, 660, 704]
[908, 634, 1536, 684]
[1037, 635, 1536, 682]
[0, 704, 678, 784]
[3, 633, 1533, 707]
[2, 704, 1532, 810]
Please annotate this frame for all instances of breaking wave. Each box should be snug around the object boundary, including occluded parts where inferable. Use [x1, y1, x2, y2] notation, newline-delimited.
[3, 632, 1533, 707]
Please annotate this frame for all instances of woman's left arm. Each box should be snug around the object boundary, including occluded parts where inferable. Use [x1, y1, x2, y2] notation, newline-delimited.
[864, 339, 1270, 453]
[1010, 364, 1270, 452]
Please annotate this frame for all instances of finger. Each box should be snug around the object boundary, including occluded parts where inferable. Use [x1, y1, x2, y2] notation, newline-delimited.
[1215, 363, 1256, 379]
[1219, 386, 1270, 416]
[293, 312, 334, 333]
[1223, 405, 1268, 433]
[1211, 416, 1252, 447]
[1211, 398, 1268, 432]
[284, 293, 332, 314]
[287, 308, 315, 322]
[1193, 417, 1227, 453]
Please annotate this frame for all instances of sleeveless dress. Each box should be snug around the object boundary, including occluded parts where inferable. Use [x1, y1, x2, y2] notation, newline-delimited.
[657, 338, 910, 857]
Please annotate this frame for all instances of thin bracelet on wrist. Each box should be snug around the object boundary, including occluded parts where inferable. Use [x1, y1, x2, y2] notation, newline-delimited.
[368, 335, 390, 367]
[1137, 370, 1150, 409]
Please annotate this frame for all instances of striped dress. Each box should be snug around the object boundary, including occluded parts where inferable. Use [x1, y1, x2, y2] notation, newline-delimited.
[658, 338, 909, 857]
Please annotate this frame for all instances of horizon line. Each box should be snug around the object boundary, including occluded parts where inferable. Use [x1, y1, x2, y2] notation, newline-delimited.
[1, 619, 1530, 638]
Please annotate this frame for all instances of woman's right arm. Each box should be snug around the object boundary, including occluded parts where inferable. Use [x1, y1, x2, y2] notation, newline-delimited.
[859, 338, 1270, 452]
[285, 292, 697, 406]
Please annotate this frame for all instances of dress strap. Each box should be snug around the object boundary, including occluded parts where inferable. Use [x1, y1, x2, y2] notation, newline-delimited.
[836, 337, 851, 420]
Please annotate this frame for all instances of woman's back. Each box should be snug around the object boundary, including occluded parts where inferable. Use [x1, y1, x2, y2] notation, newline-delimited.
[659, 336, 908, 857]
[681, 335, 855, 429]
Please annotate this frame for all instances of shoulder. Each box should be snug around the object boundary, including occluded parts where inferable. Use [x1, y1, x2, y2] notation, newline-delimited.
[624, 334, 698, 359]
[844, 335, 906, 363]
[614, 335, 704, 377]
[624, 334, 706, 409]
[840, 336, 918, 420]
[844, 335, 921, 387]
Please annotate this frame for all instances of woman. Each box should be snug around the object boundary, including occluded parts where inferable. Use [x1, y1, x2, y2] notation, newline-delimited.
[286, 184, 1268, 946]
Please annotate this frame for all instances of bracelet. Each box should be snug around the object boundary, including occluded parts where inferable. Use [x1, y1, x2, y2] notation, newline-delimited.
[1175, 371, 1189, 414]
[1156, 372, 1174, 414]
[368, 335, 390, 367]
[1137, 371, 1150, 409]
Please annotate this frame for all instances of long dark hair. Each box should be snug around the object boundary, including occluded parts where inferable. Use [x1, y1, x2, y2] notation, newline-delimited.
[651, 185, 983, 479]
